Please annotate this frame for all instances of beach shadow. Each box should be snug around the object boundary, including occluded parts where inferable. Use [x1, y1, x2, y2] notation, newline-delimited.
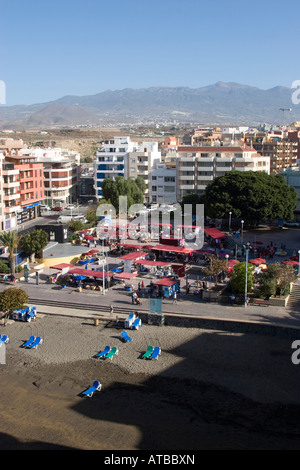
[0, 431, 77, 450]
[72, 328, 300, 450]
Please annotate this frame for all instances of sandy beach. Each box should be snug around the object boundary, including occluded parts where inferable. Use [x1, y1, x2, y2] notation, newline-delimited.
[1, 313, 300, 450]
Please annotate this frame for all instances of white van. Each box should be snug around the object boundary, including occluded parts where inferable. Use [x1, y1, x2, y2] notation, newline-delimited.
[57, 215, 87, 224]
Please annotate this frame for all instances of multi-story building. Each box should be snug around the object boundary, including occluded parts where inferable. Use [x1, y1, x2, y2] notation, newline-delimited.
[19, 147, 80, 208]
[5, 153, 44, 223]
[126, 142, 161, 204]
[94, 136, 138, 198]
[176, 145, 270, 200]
[94, 137, 161, 203]
[2, 161, 21, 229]
[244, 130, 298, 174]
[280, 167, 300, 220]
[149, 163, 177, 204]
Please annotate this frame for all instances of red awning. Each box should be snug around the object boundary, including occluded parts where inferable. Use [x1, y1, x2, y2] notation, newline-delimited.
[204, 228, 227, 239]
[135, 260, 171, 267]
[249, 258, 266, 265]
[50, 263, 74, 270]
[119, 251, 148, 261]
[113, 272, 138, 279]
[151, 244, 194, 254]
[154, 278, 180, 286]
[69, 268, 108, 278]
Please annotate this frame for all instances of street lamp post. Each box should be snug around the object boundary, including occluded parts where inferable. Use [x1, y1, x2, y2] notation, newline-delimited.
[244, 242, 251, 308]
[229, 212, 232, 232]
[241, 220, 244, 245]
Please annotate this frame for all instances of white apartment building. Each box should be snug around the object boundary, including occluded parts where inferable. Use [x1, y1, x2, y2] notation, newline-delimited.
[150, 163, 177, 204]
[127, 142, 161, 204]
[176, 145, 270, 200]
[94, 137, 138, 198]
[94, 137, 161, 202]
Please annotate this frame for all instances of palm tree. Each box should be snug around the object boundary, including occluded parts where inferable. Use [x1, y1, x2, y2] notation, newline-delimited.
[0, 231, 19, 275]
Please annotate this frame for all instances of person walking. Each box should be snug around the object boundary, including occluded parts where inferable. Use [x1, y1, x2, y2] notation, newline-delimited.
[173, 290, 177, 304]
[110, 304, 114, 316]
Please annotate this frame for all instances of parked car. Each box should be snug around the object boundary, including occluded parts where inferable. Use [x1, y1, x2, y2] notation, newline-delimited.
[66, 204, 76, 210]
[40, 205, 51, 211]
[284, 220, 300, 227]
[52, 206, 63, 211]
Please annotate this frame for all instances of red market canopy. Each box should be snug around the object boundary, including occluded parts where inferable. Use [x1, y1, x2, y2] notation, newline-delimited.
[135, 260, 171, 267]
[154, 278, 180, 286]
[50, 263, 74, 270]
[249, 258, 266, 265]
[113, 272, 138, 280]
[282, 260, 299, 265]
[227, 259, 240, 267]
[204, 228, 227, 240]
[151, 244, 194, 254]
[83, 249, 100, 255]
[69, 268, 109, 278]
[119, 251, 148, 261]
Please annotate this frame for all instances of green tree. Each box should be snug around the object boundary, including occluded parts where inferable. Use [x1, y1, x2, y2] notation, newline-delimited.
[229, 261, 254, 294]
[180, 193, 204, 213]
[19, 229, 49, 263]
[204, 171, 297, 226]
[101, 176, 144, 213]
[68, 220, 84, 232]
[0, 287, 29, 318]
[0, 231, 19, 275]
[203, 256, 227, 286]
[256, 262, 296, 298]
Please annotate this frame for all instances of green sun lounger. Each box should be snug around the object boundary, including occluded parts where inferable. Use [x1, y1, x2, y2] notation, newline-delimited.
[142, 346, 154, 358]
[105, 346, 118, 360]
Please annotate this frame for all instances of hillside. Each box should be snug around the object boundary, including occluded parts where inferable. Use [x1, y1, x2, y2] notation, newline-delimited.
[0, 82, 298, 128]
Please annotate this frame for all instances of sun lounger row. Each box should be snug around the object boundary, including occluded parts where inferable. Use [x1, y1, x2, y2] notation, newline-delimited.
[23, 336, 43, 349]
[142, 346, 161, 360]
[95, 345, 118, 360]
[0, 334, 9, 346]
[13, 306, 37, 322]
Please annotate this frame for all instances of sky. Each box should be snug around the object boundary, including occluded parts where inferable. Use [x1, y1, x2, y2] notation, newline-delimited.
[1, 0, 300, 106]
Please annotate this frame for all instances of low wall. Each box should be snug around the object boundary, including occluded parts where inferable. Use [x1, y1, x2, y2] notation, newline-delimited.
[138, 311, 300, 339]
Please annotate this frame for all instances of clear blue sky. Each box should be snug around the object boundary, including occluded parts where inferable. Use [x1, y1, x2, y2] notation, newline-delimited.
[1, 0, 300, 105]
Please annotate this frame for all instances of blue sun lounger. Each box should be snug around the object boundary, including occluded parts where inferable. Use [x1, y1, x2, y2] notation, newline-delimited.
[23, 336, 36, 348]
[96, 345, 111, 358]
[131, 318, 142, 329]
[0, 334, 9, 345]
[82, 380, 102, 397]
[121, 330, 132, 342]
[28, 336, 43, 349]
[150, 346, 161, 360]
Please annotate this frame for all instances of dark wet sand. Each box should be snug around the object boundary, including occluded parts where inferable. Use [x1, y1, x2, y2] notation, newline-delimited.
[1, 315, 300, 450]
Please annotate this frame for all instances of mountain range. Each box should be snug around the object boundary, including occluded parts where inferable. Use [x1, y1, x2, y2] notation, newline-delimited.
[0, 81, 299, 129]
